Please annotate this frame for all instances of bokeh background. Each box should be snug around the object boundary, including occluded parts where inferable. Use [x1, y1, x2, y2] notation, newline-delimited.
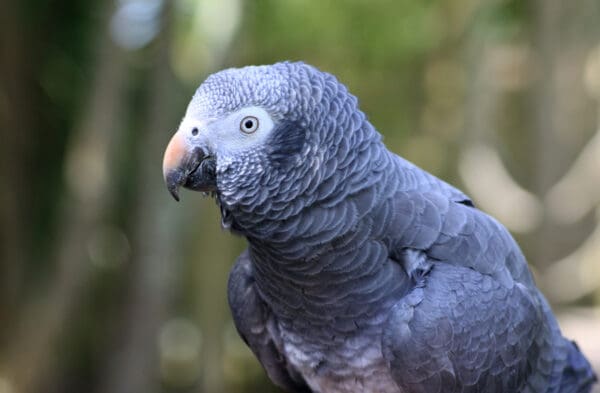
[1, 0, 600, 392]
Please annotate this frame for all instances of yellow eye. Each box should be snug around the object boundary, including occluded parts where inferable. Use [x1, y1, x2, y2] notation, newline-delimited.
[240, 116, 259, 134]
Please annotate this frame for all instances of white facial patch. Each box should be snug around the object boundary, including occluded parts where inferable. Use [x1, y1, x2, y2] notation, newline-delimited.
[205, 106, 275, 156]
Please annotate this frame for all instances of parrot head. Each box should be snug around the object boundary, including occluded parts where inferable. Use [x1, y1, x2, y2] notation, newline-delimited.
[162, 62, 370, 227]
[163, 62, 302, 201]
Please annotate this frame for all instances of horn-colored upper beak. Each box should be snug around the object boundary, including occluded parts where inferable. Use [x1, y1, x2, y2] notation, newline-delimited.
[162, 132, 188, 201]
[163, 129, 215, 201]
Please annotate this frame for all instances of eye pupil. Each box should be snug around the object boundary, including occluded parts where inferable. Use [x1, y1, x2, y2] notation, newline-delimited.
[191, 127, 199, 136]
[240, 116, 259, 133]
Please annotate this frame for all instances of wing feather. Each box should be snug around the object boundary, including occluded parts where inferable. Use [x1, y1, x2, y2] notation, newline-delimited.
[228, 250, 311, 393]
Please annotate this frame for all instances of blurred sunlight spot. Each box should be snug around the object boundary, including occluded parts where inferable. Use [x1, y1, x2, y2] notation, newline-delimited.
[424, 59, 465, 112]
[546, 130, 600, 225]
[421, 59, 465, 139]
[65, 133, 108, 203]
[402, 135, 447, 176]
[222, 322, 264, 387]
[87, 226, 130, 268]
[0, 378, 14, 393]
[159, 318, 202, 388]
[199, 0, 241, 47]
[110, 0, 164, 50]
[584, 44, 600, 99]
[542, 209, 600, 304]
[485, 44, 534, 92]
[558, 308, 600, 378]
[459, 143, 542, 233]
[172, 0, 241, 81]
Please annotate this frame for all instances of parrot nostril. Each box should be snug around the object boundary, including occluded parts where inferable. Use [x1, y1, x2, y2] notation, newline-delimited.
[191, 127, 199, 136]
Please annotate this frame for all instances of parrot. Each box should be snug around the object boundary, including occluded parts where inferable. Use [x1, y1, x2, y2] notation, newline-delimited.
[162, 62, 597, 393]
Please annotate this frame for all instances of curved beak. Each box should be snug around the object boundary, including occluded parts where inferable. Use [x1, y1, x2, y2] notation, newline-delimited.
[162, 131, 215, 201]
[163, 132, 192, 201]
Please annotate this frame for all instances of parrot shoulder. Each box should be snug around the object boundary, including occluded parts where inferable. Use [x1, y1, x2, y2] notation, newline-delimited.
[380, 185, 534, 287]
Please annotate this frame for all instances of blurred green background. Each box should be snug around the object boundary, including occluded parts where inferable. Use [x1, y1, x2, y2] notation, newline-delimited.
[1, 0, 600, 392]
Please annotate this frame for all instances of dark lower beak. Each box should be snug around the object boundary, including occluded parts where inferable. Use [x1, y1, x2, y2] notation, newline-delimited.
[165, 168, 187, 202]
[163, 132, 216, 201]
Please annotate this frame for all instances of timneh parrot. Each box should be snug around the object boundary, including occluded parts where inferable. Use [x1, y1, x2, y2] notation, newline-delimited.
[162, 62, 596, 393]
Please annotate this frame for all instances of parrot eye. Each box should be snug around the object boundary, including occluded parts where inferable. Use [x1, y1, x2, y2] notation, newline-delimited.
[240, 116, 259, 134]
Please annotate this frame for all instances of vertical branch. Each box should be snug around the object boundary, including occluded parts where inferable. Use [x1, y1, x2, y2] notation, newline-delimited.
[532, 0, 560, 193]
[98, 3, 184, 393]
[462, 16, 498, 146]
[532, 0, 600, 269]
[0, 2, 129, 391]
[194, 206, 235, 393]
[531, 0, 561, 269]
[0, 0, 32, 331]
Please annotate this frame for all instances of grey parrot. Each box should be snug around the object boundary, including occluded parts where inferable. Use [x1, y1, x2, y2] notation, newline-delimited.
[162, 62, 597, 393]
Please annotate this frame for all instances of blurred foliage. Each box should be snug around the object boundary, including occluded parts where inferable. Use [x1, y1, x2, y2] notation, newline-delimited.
[1, 0, 599, 392]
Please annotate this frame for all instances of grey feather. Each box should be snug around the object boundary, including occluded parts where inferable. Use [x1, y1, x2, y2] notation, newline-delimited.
[179, 62, 596, 393]
[228, 250, 311, 393]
